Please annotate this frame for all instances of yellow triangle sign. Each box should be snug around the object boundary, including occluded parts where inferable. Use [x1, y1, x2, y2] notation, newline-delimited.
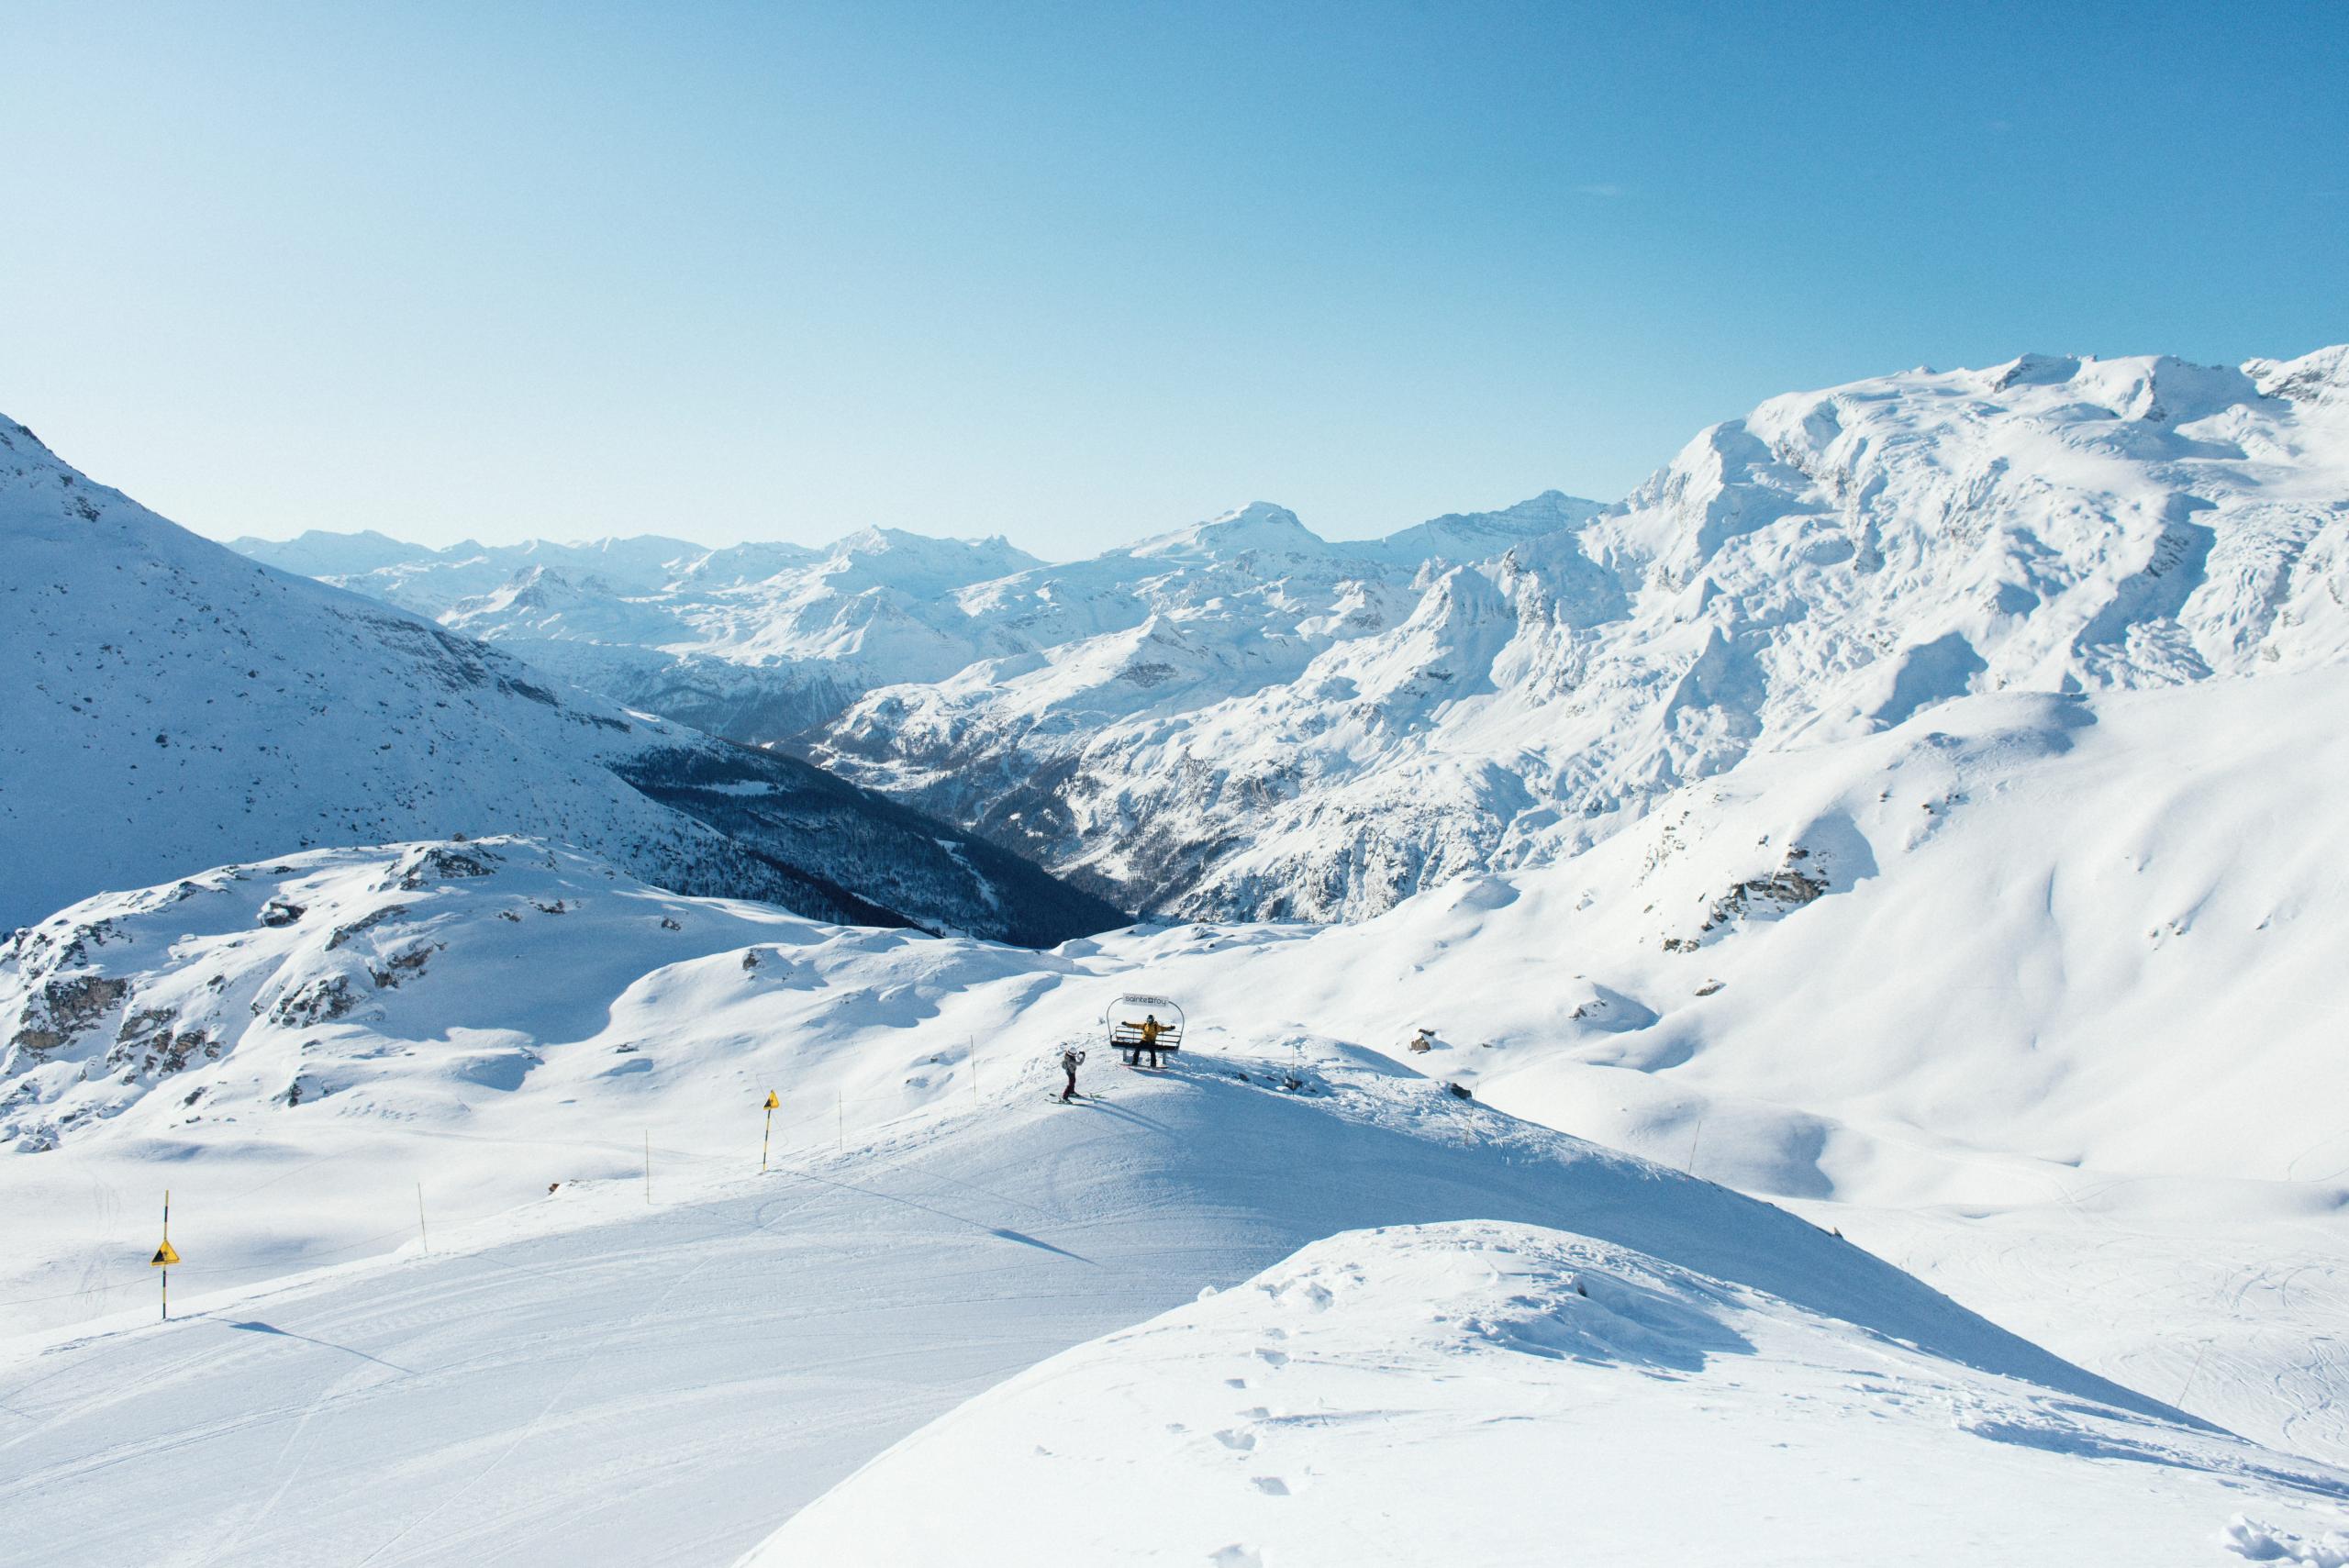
[151, 1241, 181, 1266]
[763, 1091, 779, 1109]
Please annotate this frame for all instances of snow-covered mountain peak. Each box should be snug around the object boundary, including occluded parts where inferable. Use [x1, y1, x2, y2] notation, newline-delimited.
[2248, 342, 2349, 407]
[1368, 487, 1607, 564]
[216, 343, 2349, 923]
[807, 525, 1043, 595]
[1130, 500, 1324, 561]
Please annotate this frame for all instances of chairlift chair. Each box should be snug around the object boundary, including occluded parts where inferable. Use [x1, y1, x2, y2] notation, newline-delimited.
[1107, 995, 1186, 1068]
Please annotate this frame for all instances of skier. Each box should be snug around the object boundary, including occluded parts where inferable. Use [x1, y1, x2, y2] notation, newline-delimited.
[1060, 1044, 1086, 1102]
[1137, 1013, 1164, 1070]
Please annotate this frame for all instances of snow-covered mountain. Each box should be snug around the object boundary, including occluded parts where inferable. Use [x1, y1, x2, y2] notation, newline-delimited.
[815, 348, 2349, 917]
[0, 417, 1122, 944]
[227, 350, 2349, 925]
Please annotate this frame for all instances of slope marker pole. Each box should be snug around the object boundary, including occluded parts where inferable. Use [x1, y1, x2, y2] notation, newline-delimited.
[1685, 1114, 1707, 1180]
[416, 1184, 429, 1255]
[762, 1091, 779, 1173]
[150, 1189, 181, 1321]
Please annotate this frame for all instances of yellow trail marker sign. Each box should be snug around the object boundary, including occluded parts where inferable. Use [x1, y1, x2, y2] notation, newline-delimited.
[763, 1091, 780, 1109]
[150, 1241, 181, 1267]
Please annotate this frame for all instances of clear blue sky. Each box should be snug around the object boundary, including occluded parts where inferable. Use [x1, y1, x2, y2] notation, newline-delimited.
[5, 2, 2343, 559]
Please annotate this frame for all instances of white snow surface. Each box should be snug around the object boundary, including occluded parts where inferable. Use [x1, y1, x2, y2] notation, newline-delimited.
[751, 1219, 2349, 1568]
[1, 849, 2182, 1565]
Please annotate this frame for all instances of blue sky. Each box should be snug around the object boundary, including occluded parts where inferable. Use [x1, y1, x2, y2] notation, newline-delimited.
[4, 1, 2343, 558]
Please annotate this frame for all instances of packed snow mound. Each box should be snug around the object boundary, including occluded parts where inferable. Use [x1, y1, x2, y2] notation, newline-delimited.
[752, 1219, 2344, 1567]
[0, 416, 1121, 943]
[811, 345, 2349, 918]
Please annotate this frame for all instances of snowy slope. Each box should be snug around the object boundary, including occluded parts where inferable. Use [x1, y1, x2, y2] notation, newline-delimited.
[12, 663, 2349, 1561]
[0, 416, 1121, 944]
[814, 347, 2349, 918]
[754, 1220, 2349, 1567]
[0, 851, 2171, 1567]
[958, 667, 2349, 1462]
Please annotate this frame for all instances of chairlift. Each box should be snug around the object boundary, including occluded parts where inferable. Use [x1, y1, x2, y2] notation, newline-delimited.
[1107, 995, 1186, 1068]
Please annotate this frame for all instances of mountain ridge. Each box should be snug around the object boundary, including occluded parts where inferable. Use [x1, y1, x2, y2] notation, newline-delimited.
[0, 416, 1122, 943]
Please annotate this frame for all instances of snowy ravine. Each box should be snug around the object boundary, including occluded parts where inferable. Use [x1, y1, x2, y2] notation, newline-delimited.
[0, 416, 1122, 944]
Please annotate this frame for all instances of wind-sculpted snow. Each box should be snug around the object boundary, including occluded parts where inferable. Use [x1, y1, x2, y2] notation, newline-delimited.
[12, 668, 2349, 1555]
[753, 1220, 2348, 1567]
[0, 417, 1121, 943]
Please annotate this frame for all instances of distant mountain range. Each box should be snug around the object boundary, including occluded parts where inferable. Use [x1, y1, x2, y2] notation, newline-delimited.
[234, 347, 2349, 922]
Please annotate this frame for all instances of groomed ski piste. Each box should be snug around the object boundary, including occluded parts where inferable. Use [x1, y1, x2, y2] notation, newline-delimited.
[7, 735, 2349, 1568]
